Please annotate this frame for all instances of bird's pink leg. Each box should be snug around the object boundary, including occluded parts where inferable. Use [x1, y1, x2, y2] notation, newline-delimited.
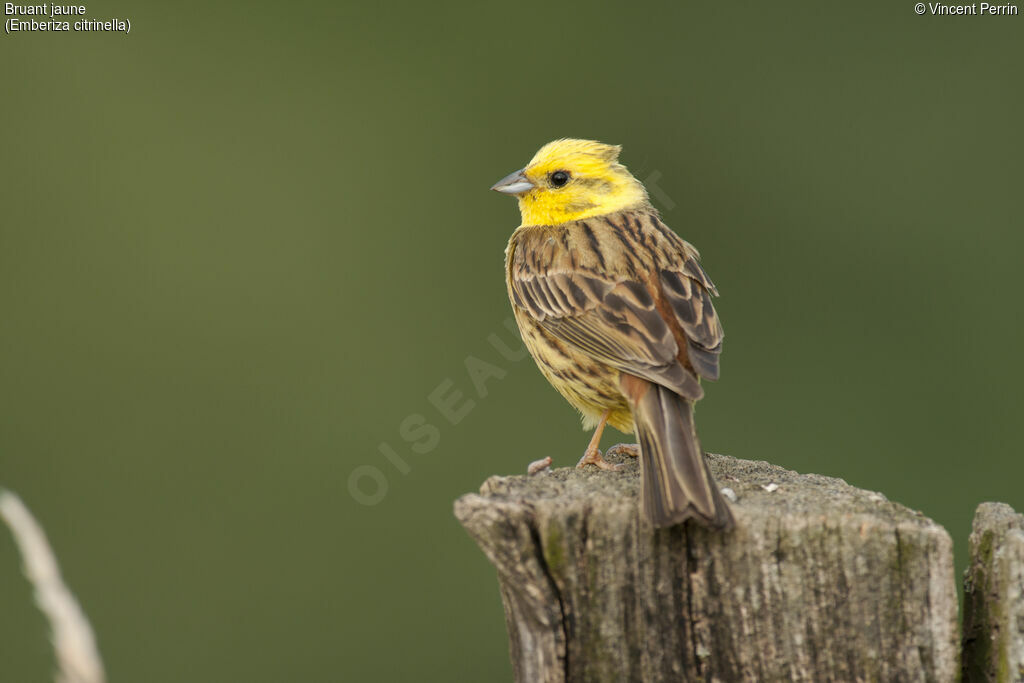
[576, 411, 622, 471]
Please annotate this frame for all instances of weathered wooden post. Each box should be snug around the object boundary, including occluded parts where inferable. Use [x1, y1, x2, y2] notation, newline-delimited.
[454, 453, 960, 682]
[962, 502, 1024, 682]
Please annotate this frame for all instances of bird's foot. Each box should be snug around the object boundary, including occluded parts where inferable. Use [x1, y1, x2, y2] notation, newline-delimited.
[606, 443, 641, 458]
[576, 446, 623, 471]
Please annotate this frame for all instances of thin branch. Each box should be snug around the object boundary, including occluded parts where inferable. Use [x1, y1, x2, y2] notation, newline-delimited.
[0, 489, 106, 683]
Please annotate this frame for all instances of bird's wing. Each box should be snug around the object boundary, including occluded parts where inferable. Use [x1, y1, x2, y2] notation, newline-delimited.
[659, 258, 724, 381]
[508, 214, 722, 399]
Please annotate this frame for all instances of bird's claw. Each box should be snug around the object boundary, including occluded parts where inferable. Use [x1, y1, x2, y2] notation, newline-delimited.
[576, 447, 623, 471]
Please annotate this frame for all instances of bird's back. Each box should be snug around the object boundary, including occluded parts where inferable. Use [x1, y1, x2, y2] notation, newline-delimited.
[505, 208, 719, 431]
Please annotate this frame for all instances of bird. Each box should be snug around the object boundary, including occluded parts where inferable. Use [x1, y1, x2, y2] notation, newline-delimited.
[491, 139, 733, 529]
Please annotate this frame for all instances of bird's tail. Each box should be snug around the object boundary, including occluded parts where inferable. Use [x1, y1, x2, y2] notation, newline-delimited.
[621, 375, 734, 529]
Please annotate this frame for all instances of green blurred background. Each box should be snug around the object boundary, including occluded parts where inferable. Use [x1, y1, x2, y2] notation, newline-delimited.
[2, 1, 1021, 680]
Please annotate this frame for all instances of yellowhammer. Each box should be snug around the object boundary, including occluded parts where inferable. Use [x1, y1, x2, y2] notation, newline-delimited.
[492, 139, 733, 529]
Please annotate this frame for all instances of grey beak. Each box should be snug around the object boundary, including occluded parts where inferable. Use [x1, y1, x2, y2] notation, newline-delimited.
[491, 168, 535, 195]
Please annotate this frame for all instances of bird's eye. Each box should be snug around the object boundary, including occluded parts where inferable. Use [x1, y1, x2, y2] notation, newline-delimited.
[550, 171, 570, 188]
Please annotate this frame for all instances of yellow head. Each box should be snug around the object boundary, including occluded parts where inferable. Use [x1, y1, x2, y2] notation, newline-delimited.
[491, 139, 650, 226]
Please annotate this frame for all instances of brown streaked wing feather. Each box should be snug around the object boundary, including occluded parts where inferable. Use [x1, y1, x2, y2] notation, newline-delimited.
[508, 219, 705, 400]
[542, 288, 704, 400]
[659, 266, 724, 381]
[636, 212, 724, 380]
